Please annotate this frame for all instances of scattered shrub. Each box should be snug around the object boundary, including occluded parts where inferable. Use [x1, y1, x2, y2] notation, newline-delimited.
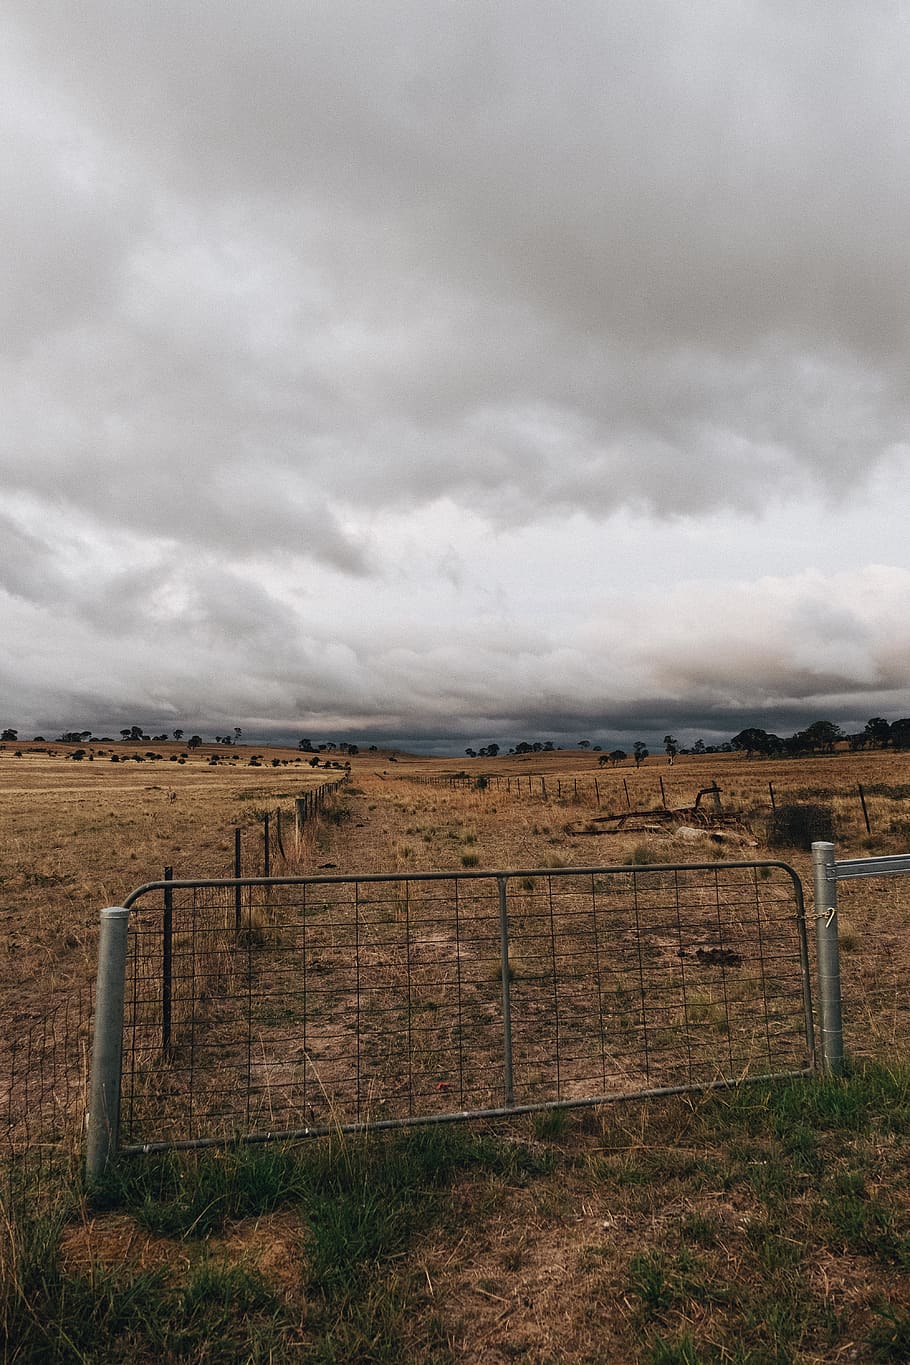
[768, 803, 835, 850]
[324, 806, 352, 826]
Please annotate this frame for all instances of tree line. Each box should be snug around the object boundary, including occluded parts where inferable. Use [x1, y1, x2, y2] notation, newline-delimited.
[729, 717, 910, 757]
[462, 716, 910, 764]
[5, 715, 910, 761]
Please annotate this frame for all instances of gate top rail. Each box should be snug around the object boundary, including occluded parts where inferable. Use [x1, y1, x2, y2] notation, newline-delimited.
[122, 858, 805, 909]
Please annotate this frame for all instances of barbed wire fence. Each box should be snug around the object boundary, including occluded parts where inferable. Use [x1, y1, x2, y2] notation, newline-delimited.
[408, 770, 893, 835]
[0, 777, 347, 1196]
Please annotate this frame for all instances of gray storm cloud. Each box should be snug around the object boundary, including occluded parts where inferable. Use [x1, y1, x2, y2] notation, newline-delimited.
[1, 2, 909, 739]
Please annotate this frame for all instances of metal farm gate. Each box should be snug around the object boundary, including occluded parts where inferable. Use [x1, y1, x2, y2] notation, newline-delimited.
[86, 861, 814, 1175]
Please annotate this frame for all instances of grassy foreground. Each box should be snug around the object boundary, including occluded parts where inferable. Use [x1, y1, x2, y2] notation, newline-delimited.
[6, 1063, 910, 1362]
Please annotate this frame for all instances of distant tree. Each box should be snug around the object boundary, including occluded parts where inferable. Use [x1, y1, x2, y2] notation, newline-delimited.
[731, 728, 773, 758]
[891, 719, 910, 750]
[800, 720, 844, 754]
[187, 735, 202, 750]
[865, 717, 891, 748]
[234, 727, 242, 743]
[173, 729, 184, 741]
[309, 756, 320, 766]
[120, 729, 131, 741]
[298, 738, 314, 751]
[1, 729, 17, 742]
[481, 743, 500, 757]
[609, 749, 627, 766]
[542, 741, 554, 751]
[693, 738, 706, 755]
[465, 748, 477, 758]
[633, 742, 649, 768]
[32, 736, 45, 743]
[663, 735, 679, 764]
[578, 740, 590, 749]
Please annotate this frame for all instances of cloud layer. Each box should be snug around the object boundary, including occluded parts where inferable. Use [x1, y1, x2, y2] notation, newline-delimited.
[2, 3, 910, 744]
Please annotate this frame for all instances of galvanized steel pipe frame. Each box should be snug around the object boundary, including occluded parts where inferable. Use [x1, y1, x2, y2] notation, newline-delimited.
[120, 1068, 814, 1158]
[121, 859, 817, 1078]
[88, 859, 815, 1174]
[118, 859, 808, 909]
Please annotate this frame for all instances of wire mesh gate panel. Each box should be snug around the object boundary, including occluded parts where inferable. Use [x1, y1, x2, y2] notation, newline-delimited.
[117, 862, 813, 1152]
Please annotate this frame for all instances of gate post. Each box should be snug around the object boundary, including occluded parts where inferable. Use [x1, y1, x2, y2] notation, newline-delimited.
[86, 907, 130, 1181]
[811, 842, 845, 1076]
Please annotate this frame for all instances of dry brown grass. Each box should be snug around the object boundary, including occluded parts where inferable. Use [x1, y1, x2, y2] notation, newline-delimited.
[4, 740, 910, 1030]
[0, 741, 339, 1018]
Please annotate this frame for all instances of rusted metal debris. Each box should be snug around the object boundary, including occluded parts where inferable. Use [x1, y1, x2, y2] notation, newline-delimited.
[564, 785, 749, 837]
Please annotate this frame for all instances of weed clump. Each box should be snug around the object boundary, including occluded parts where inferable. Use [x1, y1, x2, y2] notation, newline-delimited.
[768, 803, 835, 850]
[323, 805, 352, 826]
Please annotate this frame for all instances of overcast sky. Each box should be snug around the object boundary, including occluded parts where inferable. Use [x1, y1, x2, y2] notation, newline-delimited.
[3, 2, 910, 750]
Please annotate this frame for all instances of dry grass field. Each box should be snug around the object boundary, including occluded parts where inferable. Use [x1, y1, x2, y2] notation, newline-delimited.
[5, 740, 910, 1362]
[3, 737, 910, 1082]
